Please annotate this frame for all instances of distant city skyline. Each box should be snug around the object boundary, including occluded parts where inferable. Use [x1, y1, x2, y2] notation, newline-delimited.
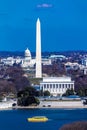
[0, 0, 87, 51]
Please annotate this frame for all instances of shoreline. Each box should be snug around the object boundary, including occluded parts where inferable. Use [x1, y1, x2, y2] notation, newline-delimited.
[0, 105, 87, 110]
[13, 100, 87, 109]
[0, 100, 87, 110]
[12, 105, 87, 109]
[12, 106, 87, 110]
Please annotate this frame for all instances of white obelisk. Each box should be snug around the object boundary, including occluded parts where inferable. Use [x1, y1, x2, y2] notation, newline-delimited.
[36, 18, 42, 78]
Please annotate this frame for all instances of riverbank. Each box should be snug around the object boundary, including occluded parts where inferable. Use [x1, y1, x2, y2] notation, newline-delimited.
[13, 100, 87, 109]
[0, 100, 87, 110]
[0, 100, 17, 110]
[13, 105, 87, 109]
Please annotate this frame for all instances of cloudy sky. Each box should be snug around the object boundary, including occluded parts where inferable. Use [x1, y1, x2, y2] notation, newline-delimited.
[0, 0, 87, 51]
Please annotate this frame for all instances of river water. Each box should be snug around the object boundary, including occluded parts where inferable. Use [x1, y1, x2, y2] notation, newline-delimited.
[0, 108, 87, 130]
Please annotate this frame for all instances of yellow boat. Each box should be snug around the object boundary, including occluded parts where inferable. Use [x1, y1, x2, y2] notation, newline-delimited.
[27, 116, 48, 122]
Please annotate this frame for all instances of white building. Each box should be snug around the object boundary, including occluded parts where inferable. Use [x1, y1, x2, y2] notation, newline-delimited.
[49, 54, 66, 62]
[1, 57, 15, 66]
[42, 58, 52, 65]
[1, 48, 51, 68]
[65, 62, 80, 70]
[40, 77, 74, 96]
[82, 57, 87, 66]
[21, 48, 35, 68]
[1, 48, 36, 68]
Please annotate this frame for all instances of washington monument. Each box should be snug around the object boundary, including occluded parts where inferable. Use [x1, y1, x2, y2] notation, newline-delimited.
[36, 18, 42, 78]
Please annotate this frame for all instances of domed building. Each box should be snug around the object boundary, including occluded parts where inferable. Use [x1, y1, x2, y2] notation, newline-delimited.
[21, 48, 36, 68]
[25, 48, 31, 60]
